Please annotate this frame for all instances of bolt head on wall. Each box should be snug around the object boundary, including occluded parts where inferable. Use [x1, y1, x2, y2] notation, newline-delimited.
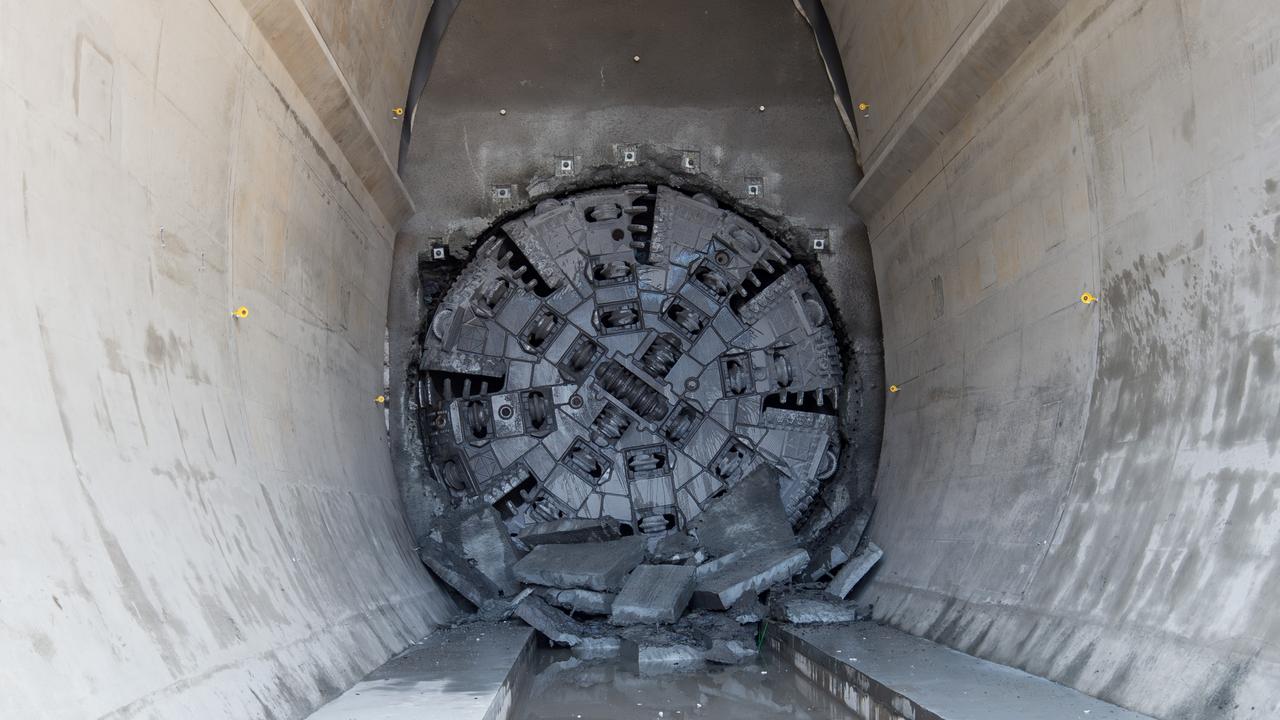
[809, 229, 831, 253]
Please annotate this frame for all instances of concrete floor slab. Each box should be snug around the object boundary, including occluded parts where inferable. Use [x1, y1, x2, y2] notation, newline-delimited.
[306, 622, 534, 720]
[775, 622, 1153, 720]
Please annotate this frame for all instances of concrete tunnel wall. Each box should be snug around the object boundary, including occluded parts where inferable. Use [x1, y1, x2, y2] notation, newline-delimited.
[825, 0, 1280, 718]
[0, 1, 453, 719]
[4, 0, 1280, 719]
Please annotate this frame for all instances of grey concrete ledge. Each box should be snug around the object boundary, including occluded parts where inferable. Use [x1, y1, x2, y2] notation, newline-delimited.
[242, 0, 416, 227]
[306, 622, 535, 720]
[848, 0, 1067, 219]
[771, 622, 1153, 720]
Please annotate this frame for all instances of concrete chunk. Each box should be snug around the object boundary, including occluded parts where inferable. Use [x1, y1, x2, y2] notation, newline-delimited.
[774, 597, 866, 624]
[826, 542, 882, 599]
[682, 609, 755, 648]
[513, 536, 645, 591]
[513, 595, 592, 646]
[705, 639, 757, 665]
[518, 517, 621, 546]
[542, 587, 615, 615]
[619, 627, 706, 672]
[689, 465, 796, 556]
[694, 549, 745, 580]
[651, 531, 699, 563]
[456, 505, 523, 596]
[729, 594, 767, 624]
[571, 635, 624, 659]
[419, 539, 501, 607]
[691, 546, 809, 610]
[610, 564, 696, 625]
[636, 644, 704, 672]
[802, 501, 875, 581]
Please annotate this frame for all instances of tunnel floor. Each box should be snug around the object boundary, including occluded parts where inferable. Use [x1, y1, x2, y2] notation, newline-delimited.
[306, 620, 1154, 720]
[509, 644, 852, 720]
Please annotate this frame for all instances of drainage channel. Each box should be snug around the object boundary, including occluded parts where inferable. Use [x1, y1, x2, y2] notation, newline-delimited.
[308, 620, 1156, 720]
[505, 637, 857, 720]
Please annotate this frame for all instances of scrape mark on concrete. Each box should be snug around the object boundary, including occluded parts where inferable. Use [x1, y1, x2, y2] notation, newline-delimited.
[37, 312, 183, 674]
[102, 337, 128, 374]
[145, 324, 168, 367]
[30, 632, 55, 660]
[21, 173, 30, 240]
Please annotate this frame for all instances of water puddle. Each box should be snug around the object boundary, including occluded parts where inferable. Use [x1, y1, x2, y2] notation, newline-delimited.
[508, 645, 859, 720]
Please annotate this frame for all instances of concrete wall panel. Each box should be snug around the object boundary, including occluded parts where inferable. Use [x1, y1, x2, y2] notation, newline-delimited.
[0, 1, 449, 719]
[853, 0, 1280, 717]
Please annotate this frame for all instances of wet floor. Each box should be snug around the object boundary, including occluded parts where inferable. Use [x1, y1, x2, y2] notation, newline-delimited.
[509, 647, 858, 720]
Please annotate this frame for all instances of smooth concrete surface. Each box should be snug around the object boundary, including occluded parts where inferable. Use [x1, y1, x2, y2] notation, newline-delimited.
[242, 0, 418, 225]
[0, 1, 450, 718]
[306, 622, 535, 720]
[824, 0, 987, 164]
[778, 622, 1153, 720]
[827, 0, 1071, 217]
[298, 0, 430, 164]
[836, 0, 1280, 717]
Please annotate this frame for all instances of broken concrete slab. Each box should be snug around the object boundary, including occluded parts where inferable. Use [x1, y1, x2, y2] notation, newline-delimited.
[610, 564, 696, 625]
[619, 626, 706, 672]
[689, 465, 796, 556]
[773, 597, 867, 624]
[517, 517, 622, 546]
[651, 531, 700, 563]
[691, 546, 809, 610]
[695, 549, 745, 580]
[705, 638, 757, 665]
[729, 594, 767, 624]
[571, 635, 624, 659]
[513, 535, 645, 591]
[419, 539, 502, 607]
[802, 500, 875, 581]
[513, 594, 592, 646]
[682, 609, 756, 647]
[467, 587, 534, 625]
[826, 542, 883, 599]
[542, 587, 615, 615]
[457, 505, 524, 596]
[637, 644, 704, 672]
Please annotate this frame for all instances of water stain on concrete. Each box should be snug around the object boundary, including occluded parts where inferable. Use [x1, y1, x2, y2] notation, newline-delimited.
[145, 323, 211, 384]
[102, 337, 128, 374]
[30, 632, 55, 660]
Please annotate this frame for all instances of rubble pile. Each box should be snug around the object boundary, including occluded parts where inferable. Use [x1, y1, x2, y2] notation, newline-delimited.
[422, 464, 881, 669]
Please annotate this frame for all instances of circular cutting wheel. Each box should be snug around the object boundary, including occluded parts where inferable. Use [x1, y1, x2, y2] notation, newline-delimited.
[418, 185, 843, 536]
